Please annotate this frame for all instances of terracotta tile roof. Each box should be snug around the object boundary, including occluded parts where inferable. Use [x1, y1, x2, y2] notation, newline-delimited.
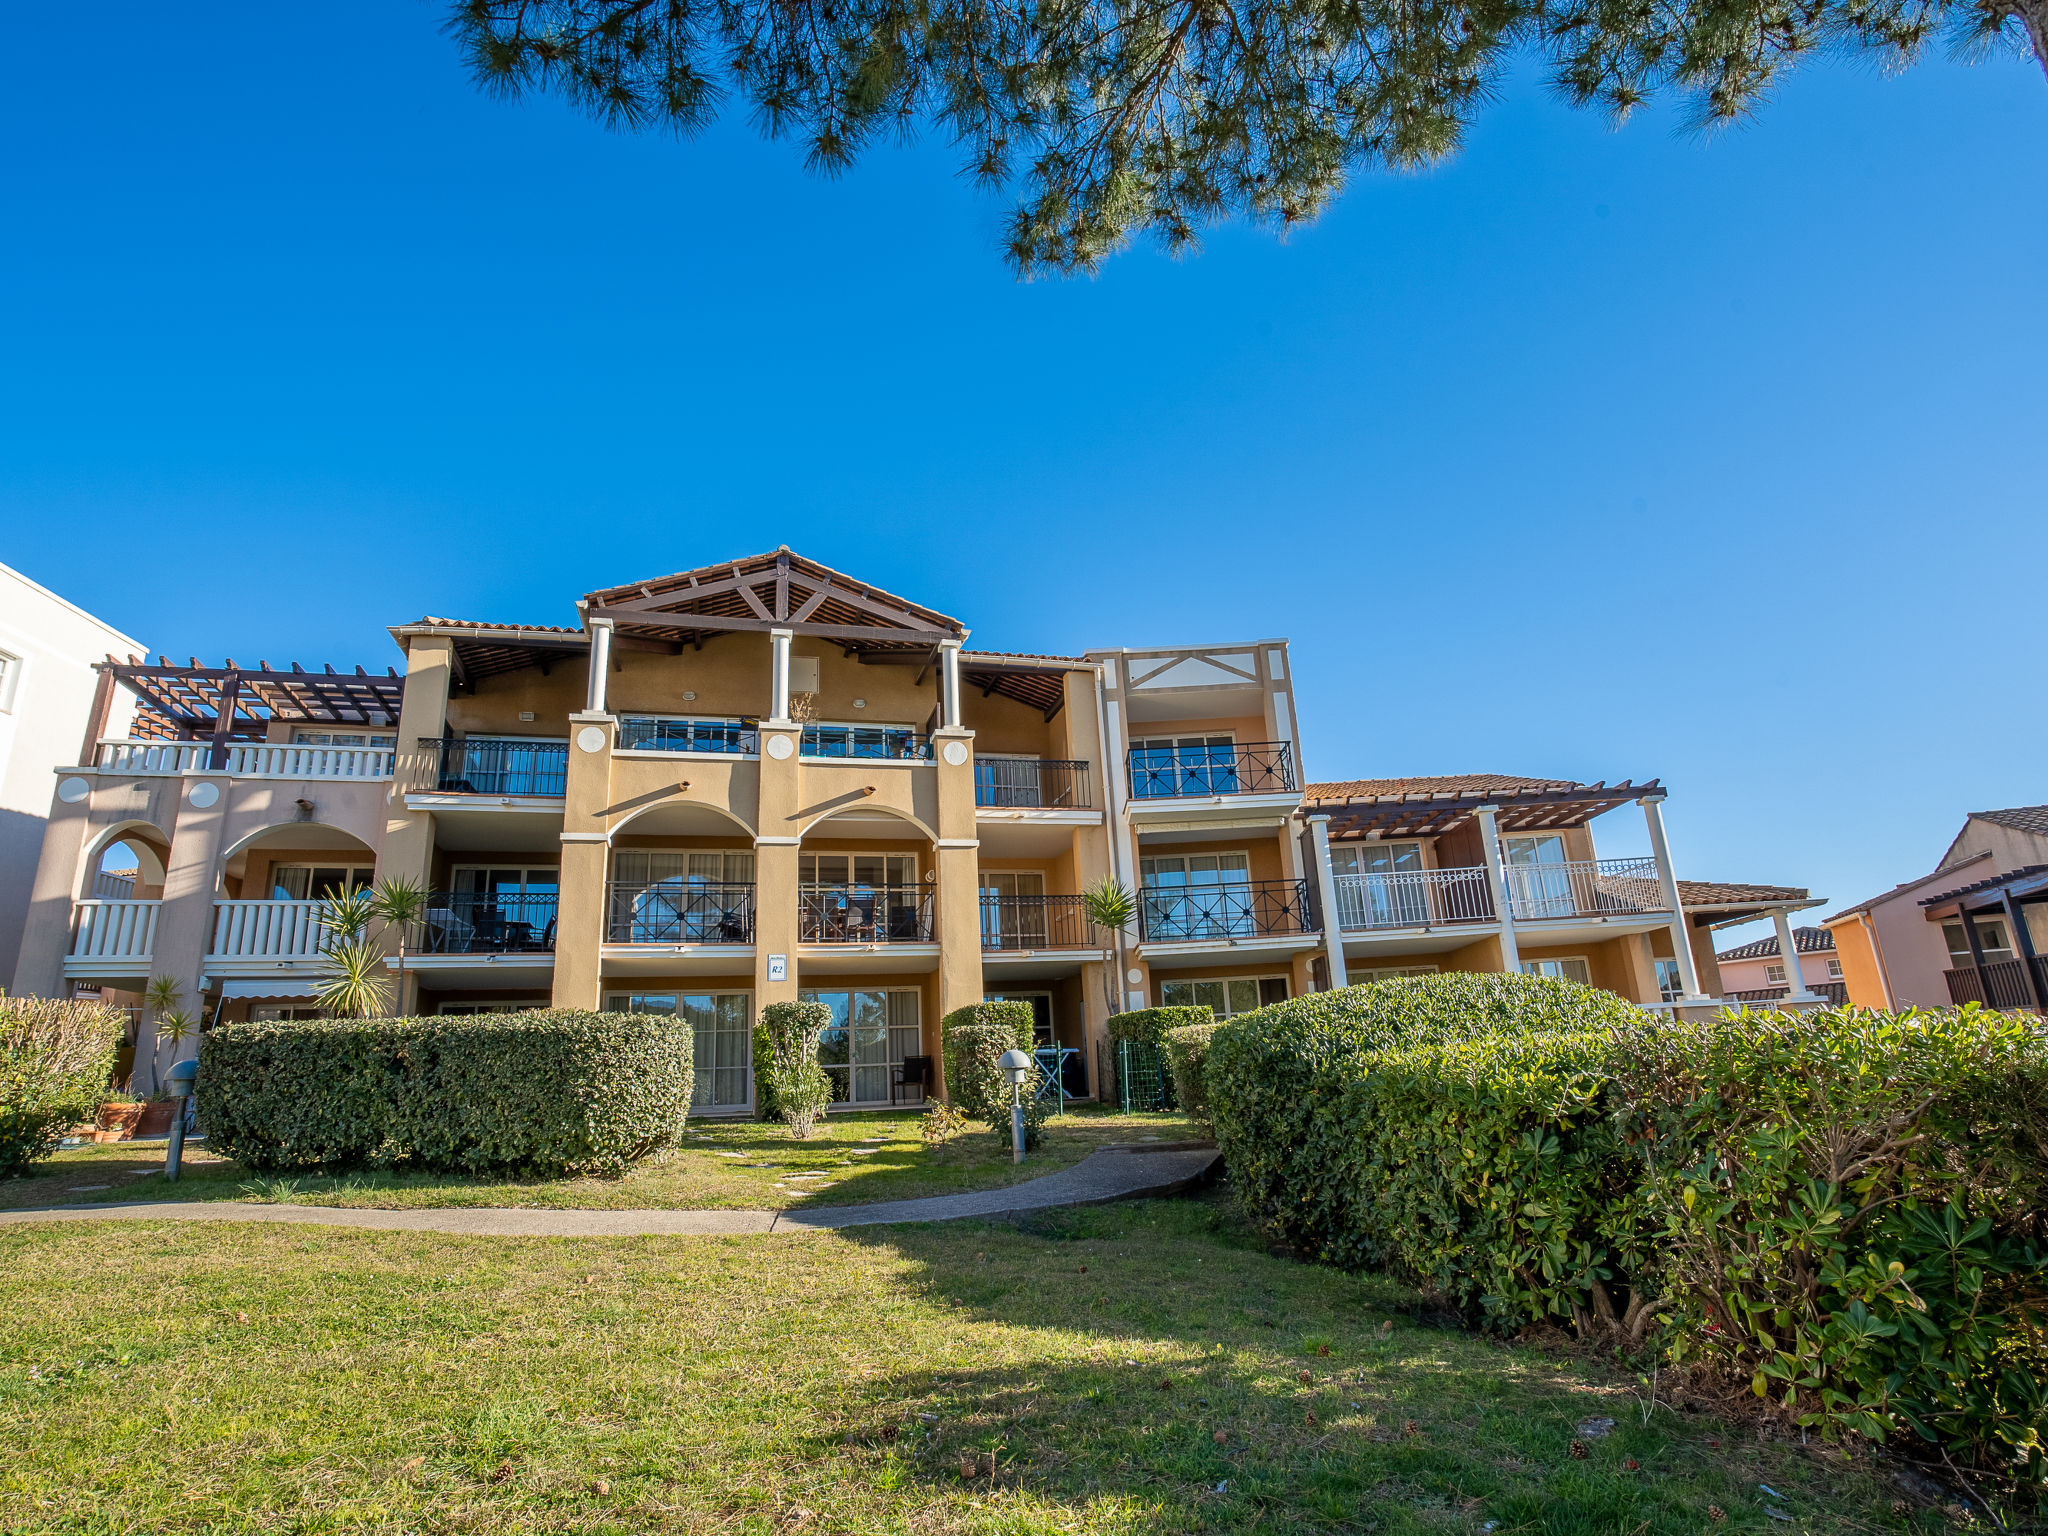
[1972, 806, 2048, 837]
[1678, 880, 1811, 907]
[405, 616, 586, 637]
[1303, 774, 1586, 802]
[962, 649, 1086, 665]
[1717, 925, 1835, 962]
[1917, 863, 2048, 908]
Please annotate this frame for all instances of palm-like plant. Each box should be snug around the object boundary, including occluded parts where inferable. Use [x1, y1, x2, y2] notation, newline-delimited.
[158, 1007, 197, 1058]
[138, 974, 184, 1092]
[367, 876, 428, 1013]
[313, 936, 391, 1019]
[1081, 877, 1139, 1021]
[317, 886, 376, 945]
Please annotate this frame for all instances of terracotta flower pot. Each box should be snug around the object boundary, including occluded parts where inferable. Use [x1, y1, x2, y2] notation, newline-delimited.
[133, 1101, 177, 1137]
[96, 1103, 146, 1138]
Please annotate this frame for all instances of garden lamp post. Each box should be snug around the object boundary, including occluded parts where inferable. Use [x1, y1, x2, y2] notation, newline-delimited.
[164, 1058, 198, 1182]
[997, 1048, 1033, 1164]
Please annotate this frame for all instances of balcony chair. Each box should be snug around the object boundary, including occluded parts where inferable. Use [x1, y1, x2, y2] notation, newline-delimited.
[423, 906, 475, 954]
[891, 1055, 934, 1105]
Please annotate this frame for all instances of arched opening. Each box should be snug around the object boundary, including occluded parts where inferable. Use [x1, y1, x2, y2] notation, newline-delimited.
[83, 824, 170, 901]
[219, 821, 378, 901]
[796, 804, 937, 944]
[607, 800, 758, 945]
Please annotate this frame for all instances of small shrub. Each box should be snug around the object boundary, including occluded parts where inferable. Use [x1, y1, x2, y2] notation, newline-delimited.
[755, 1001, 833, 1138]
[921, 1101, 970, 1146]
[1161, 1022, 1221, 1128]
[1106, 1005, 1211, 1046]
[941, 1002, 1033, 1117]
[0, 998, 126, 1177]
[982, 1061, 1052, 1151]
[196, 1010, 691, 1176]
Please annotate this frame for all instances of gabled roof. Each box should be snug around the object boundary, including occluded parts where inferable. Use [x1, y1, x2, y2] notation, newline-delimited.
[1822, 850, 1996, 923]
[1301, 775, 1660, 839]
[582, 547, 967, 654]
[1717, 925, 1834, 962]
[1971, 806, 2048, 837]
[1918, 864, 2048, 911]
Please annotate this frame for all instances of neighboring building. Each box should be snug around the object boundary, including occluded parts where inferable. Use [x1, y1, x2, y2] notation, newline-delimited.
[0, 562, 144, 988]
[1714, 925, 1846, 1005]
[1825, 805, 2048, 1012]
[12, 548, 1823, 1108]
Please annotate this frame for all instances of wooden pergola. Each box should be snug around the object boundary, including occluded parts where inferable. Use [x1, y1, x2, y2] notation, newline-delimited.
[88, 657, 406, 765]
[1303, 779, 1662, 840]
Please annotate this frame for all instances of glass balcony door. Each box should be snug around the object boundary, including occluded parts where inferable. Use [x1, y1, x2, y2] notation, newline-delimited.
[442, 865, 560, 952]
[614, 850, 755, 942]
[980, 871, 1048, 948]
[1330, 841, 1427, 927]
[802, 988, 920, 1105]
[1130, 735, 1237, 798]
[607, 991, 752, 1109]
[1504, 835, 1575, 919]
[1141, 852, 1253, 939]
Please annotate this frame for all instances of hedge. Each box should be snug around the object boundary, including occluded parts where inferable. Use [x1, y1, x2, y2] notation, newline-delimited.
[1, 997, 125, 1178]
[1161, 1022, 1221, 1128]
[1205, 973, 2048, 1473]
[941, 1002, 1033, 1117]
[1106, 1005, 1211, 1046]
[197, 1010, 692, 1176]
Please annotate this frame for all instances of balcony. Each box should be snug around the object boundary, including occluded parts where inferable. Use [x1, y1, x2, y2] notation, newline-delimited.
[800, 885, 934, 943]
[1335, 867, 1495, 931]
[94, 740, 395, 779]
[617, 717, 759, 755]
[1502, 857, 1667, 923]
[607, 881, 755, 945]
[1128, 742, 1295, 800]
[1942, 958, 2041, 1011]
[208, 900, 336, 962]
[800, 725, 931, 762]
[1138, 879, 1314, 943]
[424, 737, 569, 797]
[420, 891, 559, 954]
[980, 894, 1097, 951]
[69, 900, 160, 962]
[974, 759, 1092, 810]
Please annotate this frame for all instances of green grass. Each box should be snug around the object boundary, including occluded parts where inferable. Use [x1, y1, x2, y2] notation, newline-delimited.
[0, 1107, 1196, 1213]
[0, 1190, 1951, 1534]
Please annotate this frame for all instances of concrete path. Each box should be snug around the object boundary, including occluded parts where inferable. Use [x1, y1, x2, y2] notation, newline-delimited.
[0, 1145, 1221, 1239]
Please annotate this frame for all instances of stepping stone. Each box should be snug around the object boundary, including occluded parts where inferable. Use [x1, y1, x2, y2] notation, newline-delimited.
[68, 1185, 110, 1192]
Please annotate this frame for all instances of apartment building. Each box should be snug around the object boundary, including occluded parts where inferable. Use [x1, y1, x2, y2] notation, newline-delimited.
[1714, 926, 1847, 1006]
[13, 548, 1823, 1109]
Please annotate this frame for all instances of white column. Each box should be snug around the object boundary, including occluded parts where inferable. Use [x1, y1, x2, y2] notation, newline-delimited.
[1476, 805, 1521, 974]
[768, 628, 793, 725]
[1639, 794, 1706, 1002]
[1308, 814, 1349, 990]
[1773, 907, 1823, 1003]
[585, 619, 614, 715]
[939, 641, 963, 731]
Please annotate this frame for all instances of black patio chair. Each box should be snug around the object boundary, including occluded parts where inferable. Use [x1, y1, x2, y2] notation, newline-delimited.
[891, 1055, 934, 1105]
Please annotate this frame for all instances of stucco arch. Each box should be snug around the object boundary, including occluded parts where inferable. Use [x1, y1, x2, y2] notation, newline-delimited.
[794, 802, 938, 845]
[76, 819, 173, 900]
[216, 818, 378, 869]
[607, 799, 758, 843]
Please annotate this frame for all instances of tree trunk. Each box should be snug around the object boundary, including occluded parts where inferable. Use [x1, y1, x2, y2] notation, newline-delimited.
[2017, 0, 2048, 82]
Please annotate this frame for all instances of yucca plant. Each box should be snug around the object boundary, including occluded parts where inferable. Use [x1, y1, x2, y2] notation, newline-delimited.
[317, 886, 376, 946]
[314, 936, 391, 1020]
[368, 876, 428, 1013]
[138, 974, 184, 1093]
[158, 1007, 197, 1057]
[1081, 877, 1138, 1021]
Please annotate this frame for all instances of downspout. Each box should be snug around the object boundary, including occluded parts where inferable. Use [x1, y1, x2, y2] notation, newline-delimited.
[1853, 910, 1896, 1011]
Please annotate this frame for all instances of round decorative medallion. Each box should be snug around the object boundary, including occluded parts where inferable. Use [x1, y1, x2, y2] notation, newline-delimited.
[1125, 967, 1144, 985]
[57, 776, 91, 804]
[765, 734, 795, 760]
[576, 726, 607, 753]
[942, 739, 969, 767]
[187, 781, 220, 809]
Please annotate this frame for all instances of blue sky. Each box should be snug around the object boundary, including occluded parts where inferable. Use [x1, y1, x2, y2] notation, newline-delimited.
[3, 4, 2044, 944]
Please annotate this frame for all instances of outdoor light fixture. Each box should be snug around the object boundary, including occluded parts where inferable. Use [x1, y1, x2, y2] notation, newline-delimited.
[997, 1048, 1034, 1164]
[853, 698, 867, 709]
[164, 1058, 198, 1182]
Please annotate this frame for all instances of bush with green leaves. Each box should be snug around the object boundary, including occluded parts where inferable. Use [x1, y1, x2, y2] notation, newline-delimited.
[0, 998, 125, 1177]
[1206, 974, 2048, 1475]
[754, 1000, 833, 1138]
[941, 1001, 1033, 1117]
[982, 1059, 1053, 1151]
[196, 1010, 691, 1176]
[1161, 1022, 1222, 1128]
[1105, 1005, 1211, 1046]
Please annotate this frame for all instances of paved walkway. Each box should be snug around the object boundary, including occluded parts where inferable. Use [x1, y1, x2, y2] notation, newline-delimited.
[0, 1145, 1221, 1239]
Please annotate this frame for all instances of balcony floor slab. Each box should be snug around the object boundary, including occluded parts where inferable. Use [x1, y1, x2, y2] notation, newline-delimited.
[1338, 924, 1500, 958]
[1137, 933, 1320, 972]
[601, 944, 755, 979]
[796, 943, 941, 975]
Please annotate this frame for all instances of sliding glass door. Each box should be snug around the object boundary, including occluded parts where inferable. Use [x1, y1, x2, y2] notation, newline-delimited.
[606, 991, 752, 1110]
[800, 988, 921, 1105]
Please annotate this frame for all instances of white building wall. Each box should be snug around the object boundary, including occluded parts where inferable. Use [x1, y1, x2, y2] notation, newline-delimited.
[0, 562, 144, 984]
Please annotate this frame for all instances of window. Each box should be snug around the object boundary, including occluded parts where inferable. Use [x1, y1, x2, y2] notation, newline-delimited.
[250, 1004, 326, 1021]
[1654, 958, 1684, 1002]
[610, 850, 755, 942]
[980, 871, 1047, 948]
[985, 990, 1055, 1047]
[1764, 962, 1787, 984]
[1141, 851, 1253, 939]
[1130, 734, 1237, 798]
[434, 867, 559, 952]
[1159, 977, 1288, 1017]
[1329, 841, 1427, 927]
[799, 723, 927, 760]
[799, 988, 921, 1105]
[292, 729, 394, 747]
[800, 853, 915, 887]
[608, 992, 753, 1109]
[436, 1001, 534, 1015]
[1826, 958, 1845, 979]
[0, 648, 19, 712]
[1942, 919, 2016, 967]
[269, 865, 373, 901]
[1503, 836, 1575, 919]
[1521, 957, 1591, 985]
[1355, 965, 1437, 984]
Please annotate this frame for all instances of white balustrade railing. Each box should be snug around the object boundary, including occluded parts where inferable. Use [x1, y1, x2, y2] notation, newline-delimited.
[1334, 866, 1495, 930]
[208, 900, 337, 960]
[94, 740, 394, 779]
[1503, 857, 1667, 922]
[69, 900, 160, 960]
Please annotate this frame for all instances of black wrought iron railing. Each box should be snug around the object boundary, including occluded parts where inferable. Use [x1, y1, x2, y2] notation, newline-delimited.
[606, 881, 755, 944]
[974, 758, 1092, 809]
[617, 717, 760, 754]
[1943, 959, 2038, 1011]
[980, 893, 1097, 951]
[1127, 741, 1295, 800]
[417, 891, 558, 953]
[1138, 879, 1314, 942]
[800, 885, 934, 943]
[800, 725, 931, 761]
[424, 737, 569, 797]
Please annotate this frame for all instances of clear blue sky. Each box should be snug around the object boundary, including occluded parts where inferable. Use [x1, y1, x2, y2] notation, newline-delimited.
[4, 4, 2044, 946]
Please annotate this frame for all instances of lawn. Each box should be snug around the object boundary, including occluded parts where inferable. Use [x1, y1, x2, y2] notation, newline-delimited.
[0, 1189, 1952, 1535]
[0, 1106, 1197, 1214]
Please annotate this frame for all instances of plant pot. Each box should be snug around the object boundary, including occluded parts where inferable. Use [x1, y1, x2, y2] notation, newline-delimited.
[96, 1103, 145, 1138]
[133, 1101, 177, 1137]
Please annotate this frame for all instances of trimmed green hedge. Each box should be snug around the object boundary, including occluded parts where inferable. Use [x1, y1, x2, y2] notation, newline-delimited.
[1106, 1005, 1210, 1046]
[1, 998, 125, 1178]
[754, 1000, 831, 1136]
[197, 1010, 692, 1176]
[1161, 1022, 1221, 1128]
[941, 1002, 1033, 1116]
[1206, 973, 2048, 1472]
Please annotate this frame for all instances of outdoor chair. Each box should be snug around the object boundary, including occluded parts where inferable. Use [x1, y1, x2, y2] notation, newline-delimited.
[891, 1055, 934, 1105]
